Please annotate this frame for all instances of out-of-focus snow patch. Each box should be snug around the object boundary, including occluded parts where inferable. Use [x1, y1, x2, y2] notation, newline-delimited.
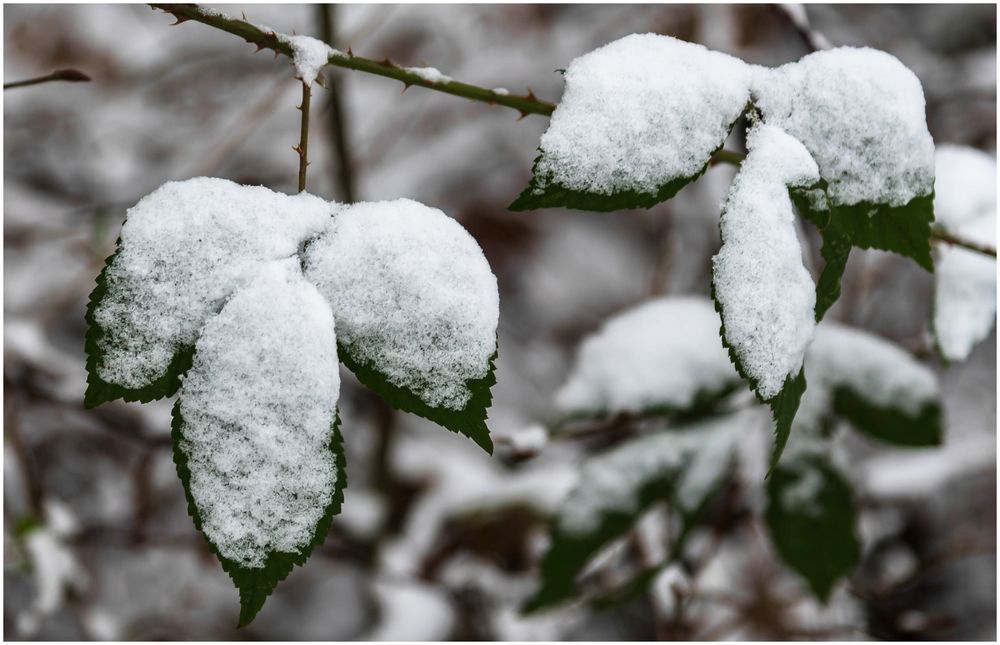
[17, 500, 87, 637]
[363, 576, 455, 641]
[555, 296, 739, 417]
[863, 433, 996, 501]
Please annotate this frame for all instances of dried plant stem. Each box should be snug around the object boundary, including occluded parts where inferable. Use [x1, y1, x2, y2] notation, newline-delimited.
[295, 81, 311, 193]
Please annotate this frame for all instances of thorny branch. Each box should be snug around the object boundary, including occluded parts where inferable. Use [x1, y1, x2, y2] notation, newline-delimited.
[151, 3, 996, 259]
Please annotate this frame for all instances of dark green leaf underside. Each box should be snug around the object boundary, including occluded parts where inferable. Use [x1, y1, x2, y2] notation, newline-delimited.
[766, 455, 859, 602]
[524, 468, 676, 613]
[552, 381, 743, 432]
[833, 388, 942, 448]
[172, 404, 348, 628]
[793, 188, 935, 321]
[84, 246, 193, 408]
[338, 341, 497, 454]
[509, 151, 711, 212]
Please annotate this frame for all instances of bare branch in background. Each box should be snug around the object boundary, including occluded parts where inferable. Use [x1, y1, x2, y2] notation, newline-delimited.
[4, 69, 91, 90]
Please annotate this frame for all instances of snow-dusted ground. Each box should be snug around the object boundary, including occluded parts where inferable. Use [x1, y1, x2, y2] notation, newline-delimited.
[4, 4, 995, 640]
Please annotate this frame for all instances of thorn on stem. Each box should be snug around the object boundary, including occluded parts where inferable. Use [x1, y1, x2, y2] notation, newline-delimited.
[347, 47, 354, 57]
[526, 89, 537, 102]
[517, 110, 529, 121]
[380, 57, 394, 67]
[169, 16, 189, 26]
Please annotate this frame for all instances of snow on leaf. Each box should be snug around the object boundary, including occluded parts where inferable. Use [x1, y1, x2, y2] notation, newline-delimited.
[755, 47, 937, 318]
[303, 198, 499, 453]
[711, 123, 819, 466]
[526, 414, 742, 613]
[172, 259, 345, 627]
[85, 177, 330, 407]
[555, 296, 741, 419]
[510, 33, 752, 212]
[931, 145, 997, 362]
[754, 48, 935, 211]
[798, 322, 942, 447]
[766, 452, 859, 602]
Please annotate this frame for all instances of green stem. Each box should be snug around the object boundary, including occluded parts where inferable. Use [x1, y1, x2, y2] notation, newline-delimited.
[296, 81, 311, 193]
[4, 69, 90, 90]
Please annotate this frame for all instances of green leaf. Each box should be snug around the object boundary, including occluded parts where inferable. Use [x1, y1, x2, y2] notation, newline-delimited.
[84, 246, 193, 408]
[172, 405, 347, 627]
[340, 343, 497, 454]
[766, 454, 859, 602]
[524, 417, 740, 613]
[510, 155, 709, 212]
[711, 282, 807, 470]
[832, 388, 941, 447]
[793, 187, 935, 321]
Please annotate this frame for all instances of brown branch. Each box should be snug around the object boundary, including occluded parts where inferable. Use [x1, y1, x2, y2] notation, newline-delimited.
[930, 226, 997, 257]
[318, 3, 356, 202]
[4, 69, 91, 90]
[295, 81, 311, 193]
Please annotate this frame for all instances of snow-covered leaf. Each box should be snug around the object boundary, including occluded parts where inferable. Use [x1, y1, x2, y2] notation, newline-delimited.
[755, 47, 937, 318]
[84, 177, 330, 407]
[526, 415, 741, 612]
[510, 34, 751, 212]
[765, 452, 859, 602]
[172, 260, 346, 627]
[555, 297, 742, 421]
[798, 322, 942, 447]
[931, 145, 997, 362]
[303, 199, 499, 453]
[712, 123, 819, 467]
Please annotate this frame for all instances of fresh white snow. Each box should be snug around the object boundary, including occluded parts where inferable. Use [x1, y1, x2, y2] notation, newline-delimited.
[303, 198, 499, 410]
[533, 33, 752, 196]
[555, 296, 739, 416]
[753, 47, 935, 208]
[796, 321, 939, 432]
[558, 414, 743, 535]
[712, 123, 819, 400]
[932, 144, 997, 361]
[177, 259, 340, 568]
[403, 66, 453, 84]
[278, 34, 339, 86]
[92, 177, 331, 391]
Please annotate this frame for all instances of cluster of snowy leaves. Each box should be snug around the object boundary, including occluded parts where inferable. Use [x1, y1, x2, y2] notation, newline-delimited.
[513, 33, 942, 464]
[531, 296, 942, 609]
[931, 145, 997, 362]
[84, 177, 499, 625]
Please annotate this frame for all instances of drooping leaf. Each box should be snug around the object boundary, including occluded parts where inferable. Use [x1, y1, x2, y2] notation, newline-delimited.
[756, 47, 937, 318]
[303, 199, 499, 453]
[553, 297, 743, 423]
[84, 177, 330, 407]
[711, 124, 820, 468]
[524, 415, 742, 613]
[172, 260, 345, 627]
[511, 34, 751, 212]
[765, 453, 859, 602]
[797, 321, 942, 448]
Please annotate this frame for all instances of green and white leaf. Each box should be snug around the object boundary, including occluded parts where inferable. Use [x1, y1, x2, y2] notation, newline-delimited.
[85, 177, 330, 407]
[172, 259, 345, 627]
[754, 47, 937, 319]
[554, 296, 743, 422]
[798, 321, 942, 447]
[525, 414, 743, 612]
[765, 449, 859, 602]
[712, 123, 820, 467]
[931, 145, 997, 362]
[303, 199, 499, 453]
[511, 34, 752, 212]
